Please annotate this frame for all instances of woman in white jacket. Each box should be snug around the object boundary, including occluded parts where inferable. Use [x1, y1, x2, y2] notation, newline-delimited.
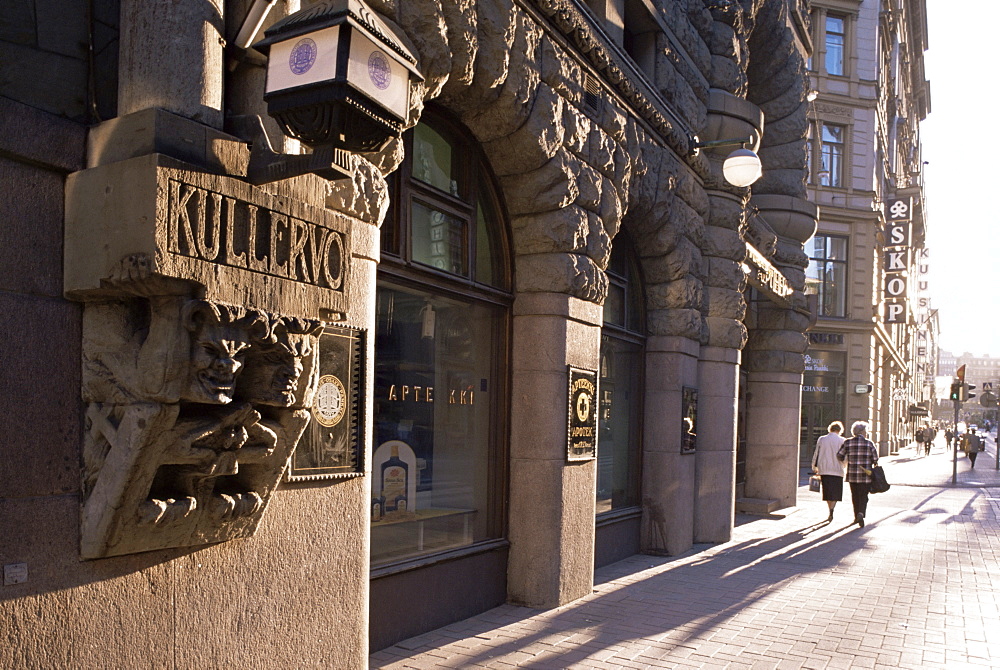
[812, 421, 847, 522]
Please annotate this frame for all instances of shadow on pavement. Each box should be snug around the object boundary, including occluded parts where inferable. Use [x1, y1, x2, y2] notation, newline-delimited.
[373, 437, 1000, 669]
[379, 515, 877, 669]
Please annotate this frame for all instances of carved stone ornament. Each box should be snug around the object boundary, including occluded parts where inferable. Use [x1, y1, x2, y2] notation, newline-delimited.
[63, 155, 355, 559]
[80, 275, 325, 559]
[65, 154, 351, 318]
[531, 0, 688, 155]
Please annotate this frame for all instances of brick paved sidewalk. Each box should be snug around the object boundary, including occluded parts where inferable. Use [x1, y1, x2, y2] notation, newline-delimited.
[372, 455, 1000, 669]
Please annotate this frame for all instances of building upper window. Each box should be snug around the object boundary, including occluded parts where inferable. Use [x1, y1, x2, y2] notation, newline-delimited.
[825, 15, 846, 76]
[807, 122, 847, 188]
[581, 0, 659, 80]
[819, 123, 845, 188]
[805, 235, 848, 318]
[381, 116, 509, 290]
[622, 0, 658, 78]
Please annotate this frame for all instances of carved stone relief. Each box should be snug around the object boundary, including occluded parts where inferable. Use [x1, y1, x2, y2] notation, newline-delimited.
[64, 154, 351, 319]
[64, 156, 354, 559]
[79, 266, 324, 559]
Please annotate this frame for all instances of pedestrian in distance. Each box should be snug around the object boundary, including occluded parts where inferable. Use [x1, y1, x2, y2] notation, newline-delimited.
[811, 421, 847, 523]
[914, 427, 925, 454]
[962, 429, 983, 468]
[837, 421, 880, 528]
[945, 428, 954, 449]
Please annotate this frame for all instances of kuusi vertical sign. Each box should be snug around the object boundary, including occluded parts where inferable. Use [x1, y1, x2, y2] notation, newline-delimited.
[915, 247, 931, 317]
[883, 197, 911, 324]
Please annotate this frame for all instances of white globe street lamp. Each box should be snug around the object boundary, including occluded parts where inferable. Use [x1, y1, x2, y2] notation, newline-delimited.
[722, 148, 763, 188]
[689, 136, 763, 188]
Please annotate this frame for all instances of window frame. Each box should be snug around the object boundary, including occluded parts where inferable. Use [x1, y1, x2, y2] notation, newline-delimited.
[820, 122, 845, 188]
[597, 233, 646, 517]
[806, 122, 814, 185]
[380, 110, 513, 303]
[808, 120, 847, 188]
[824, 13, 847, 77]
[805, 233, 849, 318]
[373, 107, 514, 571]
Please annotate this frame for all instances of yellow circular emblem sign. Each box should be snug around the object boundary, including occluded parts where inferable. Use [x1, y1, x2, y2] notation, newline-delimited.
[314, 374, 346, 427]
[575, 390, 591, 423]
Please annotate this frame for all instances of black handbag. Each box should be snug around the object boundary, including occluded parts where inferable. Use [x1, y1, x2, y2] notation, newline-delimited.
[869, 465, 890, 494]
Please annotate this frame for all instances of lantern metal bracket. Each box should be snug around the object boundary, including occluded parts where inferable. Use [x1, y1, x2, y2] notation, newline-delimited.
[246, 116, 353, 185]
[689, 135, 755, 157]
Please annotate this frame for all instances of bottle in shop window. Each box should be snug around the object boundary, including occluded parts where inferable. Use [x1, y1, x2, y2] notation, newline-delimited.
[381, 444, 408, 513]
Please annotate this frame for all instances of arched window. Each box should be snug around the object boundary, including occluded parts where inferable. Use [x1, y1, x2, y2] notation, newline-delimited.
[371, 108, 511, 566]
[597, 234, 645, 514]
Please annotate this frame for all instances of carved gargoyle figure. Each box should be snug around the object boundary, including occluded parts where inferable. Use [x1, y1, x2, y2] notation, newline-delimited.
[181, 300, 268, 404]
[81, 283, 324, 559]
[237, 316, 323, 409]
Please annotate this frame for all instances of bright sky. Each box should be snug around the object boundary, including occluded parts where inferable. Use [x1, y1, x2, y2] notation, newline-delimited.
[922, 4, 1000, 357]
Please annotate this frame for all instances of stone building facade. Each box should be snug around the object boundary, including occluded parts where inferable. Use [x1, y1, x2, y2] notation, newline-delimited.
[0, 0, 816, 665]
[801, 0, 931, 458]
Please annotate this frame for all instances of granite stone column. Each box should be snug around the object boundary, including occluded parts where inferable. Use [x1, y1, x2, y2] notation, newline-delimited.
[640, 336, 699, 556]
[742, 305, 811, 513]
[743, 196, 817, 508]
[693, 86, 761, 542]
[744, 305, 808, 514]
[507, 292, 601, 608]
[695, 180, 756, 545]
[119, 0, 225, 127]
[225, 0, 300, 149]
[743, 364, 805, 508]
[694, 187, 747, 543]
[694, 346, 740, 542]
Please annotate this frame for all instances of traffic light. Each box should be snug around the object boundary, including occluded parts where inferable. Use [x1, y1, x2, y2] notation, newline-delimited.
[955, 366, 968, 401]
[950, 372, 977, 403]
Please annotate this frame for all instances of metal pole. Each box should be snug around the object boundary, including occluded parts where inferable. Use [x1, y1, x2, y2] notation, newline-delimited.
[953, 398, 959, 485]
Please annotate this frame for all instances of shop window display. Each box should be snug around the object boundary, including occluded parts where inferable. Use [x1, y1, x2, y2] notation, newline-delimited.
[372, 285, 502, 562]
[373, 109, 510, 565]
[597, 236, 645, 514]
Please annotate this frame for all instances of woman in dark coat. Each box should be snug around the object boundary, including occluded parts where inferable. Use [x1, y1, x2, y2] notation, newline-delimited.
[837, 421, 880, 527]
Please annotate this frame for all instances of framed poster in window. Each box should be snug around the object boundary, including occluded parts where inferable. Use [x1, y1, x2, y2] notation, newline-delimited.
[681, 386, 698, 454]
[288, 326, 365, 481]
[567, 366, 598, 462]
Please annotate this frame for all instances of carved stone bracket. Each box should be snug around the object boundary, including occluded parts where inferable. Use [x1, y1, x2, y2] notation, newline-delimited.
[64, 154, 355, 559]
[80, 291, 323, 559]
